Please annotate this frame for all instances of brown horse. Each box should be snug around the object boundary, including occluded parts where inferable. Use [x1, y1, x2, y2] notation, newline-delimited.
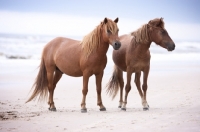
[26, 17, 121, 113]
[106, 18, 175, 111]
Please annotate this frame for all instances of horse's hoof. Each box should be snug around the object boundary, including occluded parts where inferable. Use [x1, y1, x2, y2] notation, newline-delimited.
[81, 109, 87, 113]
[121, 108, 126, 111]
[49, 108, 56, 111]
[118, 106, 121, 108]
[143, 107, 149, 111]
[100, 108, 106, 111]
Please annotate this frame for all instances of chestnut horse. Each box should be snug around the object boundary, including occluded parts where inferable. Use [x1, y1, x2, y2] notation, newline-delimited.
[26, 17, 121, 113]
[106, 18, 175, 111]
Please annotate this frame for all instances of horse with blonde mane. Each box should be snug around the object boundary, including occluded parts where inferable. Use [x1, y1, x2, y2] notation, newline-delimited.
[26, 17, 121, 113]
[106, 18, 175, 111]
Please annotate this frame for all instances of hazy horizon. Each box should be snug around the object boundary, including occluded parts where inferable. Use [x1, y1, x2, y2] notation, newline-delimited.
[0, 0, 200, 41]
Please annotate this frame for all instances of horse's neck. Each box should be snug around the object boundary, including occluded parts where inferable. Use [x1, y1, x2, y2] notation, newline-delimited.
[96, 42, 109, 56]
[131, 40, 151, 56]
[139, 42, 151, 50]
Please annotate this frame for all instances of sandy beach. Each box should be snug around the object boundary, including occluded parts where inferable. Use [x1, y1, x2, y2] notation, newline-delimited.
[0, 53, 200, 132]
[0, 0, 200, 131]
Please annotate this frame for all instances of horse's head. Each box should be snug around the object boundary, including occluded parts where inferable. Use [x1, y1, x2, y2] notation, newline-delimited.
[148, 18, 175, 51]
[101, 17, 121, 50]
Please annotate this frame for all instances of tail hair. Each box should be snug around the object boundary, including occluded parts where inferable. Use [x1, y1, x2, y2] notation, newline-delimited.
[106, 66, 120, 100]
[26, 59, 48, 103]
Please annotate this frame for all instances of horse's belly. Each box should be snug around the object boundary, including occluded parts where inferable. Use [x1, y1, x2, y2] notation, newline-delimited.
[133, 66, 144, 72]
[115, 62, 127, 71]
[62, 65, 83, 77]
[55, 55, 83, 77]
[57, 62, 83, 77]
[132, 62, 149, 72]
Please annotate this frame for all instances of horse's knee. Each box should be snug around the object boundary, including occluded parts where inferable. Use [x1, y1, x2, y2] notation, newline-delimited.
[142, 84, 148, 91]
[48, 84, 54, 91]
[82, 89, 88, 95]
[125, 85, 131, 93]
[52, 83, 56, 88]
[120, 81, 124, 88]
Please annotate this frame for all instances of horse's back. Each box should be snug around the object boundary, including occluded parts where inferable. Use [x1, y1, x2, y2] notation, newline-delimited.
[43, 37, 78, 54]
[113, 34, 133, 71]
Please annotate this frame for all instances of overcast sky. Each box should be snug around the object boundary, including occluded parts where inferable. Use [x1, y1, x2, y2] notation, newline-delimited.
[0, 0, 199, 41]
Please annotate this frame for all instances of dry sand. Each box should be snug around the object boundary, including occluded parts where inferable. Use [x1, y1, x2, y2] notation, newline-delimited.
[0, 59, 200, 132]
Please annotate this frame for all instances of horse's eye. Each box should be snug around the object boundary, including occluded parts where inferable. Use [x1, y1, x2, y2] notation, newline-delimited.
[107, 30, 112, 34]
[161, 30, 166, 35]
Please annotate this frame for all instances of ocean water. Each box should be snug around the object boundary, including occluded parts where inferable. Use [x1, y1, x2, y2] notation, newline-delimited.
[0, 33, 200, 90]
[0, 34, 200, 60]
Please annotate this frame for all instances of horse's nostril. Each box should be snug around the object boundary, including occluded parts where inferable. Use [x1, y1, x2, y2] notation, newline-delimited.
[171, 44, 175, 50]
[112, 42, 121, 50]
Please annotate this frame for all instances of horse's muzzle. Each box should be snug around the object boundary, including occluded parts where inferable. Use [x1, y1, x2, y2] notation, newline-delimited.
[112, 41, 121, 50]
[167, 43, 175, 51]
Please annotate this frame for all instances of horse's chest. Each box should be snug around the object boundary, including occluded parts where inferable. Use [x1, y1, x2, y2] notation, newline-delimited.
[81, 56, 107, 74]
[92, 58, 107, 71]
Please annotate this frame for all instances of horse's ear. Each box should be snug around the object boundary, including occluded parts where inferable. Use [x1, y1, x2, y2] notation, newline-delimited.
[148, 20, 152, 24]
[160, 17, 164, 23]
[104, 18, 108, 24]
[158, 17, 164, 27]
[114, 17, 119, 23]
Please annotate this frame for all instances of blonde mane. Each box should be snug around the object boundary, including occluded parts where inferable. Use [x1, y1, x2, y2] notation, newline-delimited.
[131, 18, 165, 44]
[81, 18, 118, 58]
[131, 24, 149, 44]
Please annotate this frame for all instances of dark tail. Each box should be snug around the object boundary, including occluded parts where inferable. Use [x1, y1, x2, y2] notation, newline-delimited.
[26, 58, 48, 103]
[106, 65, 120, 100]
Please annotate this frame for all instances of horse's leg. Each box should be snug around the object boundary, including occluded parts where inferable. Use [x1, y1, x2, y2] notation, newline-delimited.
[48, 69, 63, 110]
[121, 69, 132, 111]
[142, 66, 150, 111]
[81, 72, 90, 113]
[53, 69, 63, 91]
[46, 66, 56, 111]
[95, 71, 106, 111]
[118, 68, 124, 108]
[134, 72, 145, 108]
